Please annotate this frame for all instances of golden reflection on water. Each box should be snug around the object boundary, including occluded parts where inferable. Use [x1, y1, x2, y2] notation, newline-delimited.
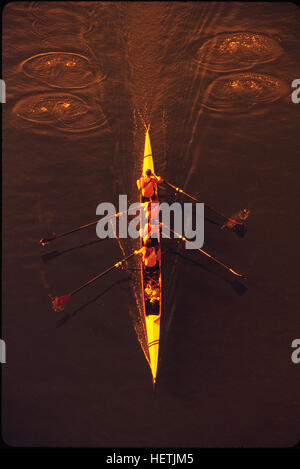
[194, 31, 283, 72]
[200, 73, 289, 114]
[20, 52, 104, 89]
[13, 92, 109, 133]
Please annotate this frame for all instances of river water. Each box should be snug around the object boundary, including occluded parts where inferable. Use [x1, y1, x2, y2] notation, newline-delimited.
[3, 1, 300, 447]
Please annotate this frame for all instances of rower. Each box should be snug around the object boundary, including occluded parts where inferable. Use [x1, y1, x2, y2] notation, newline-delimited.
[145, 201, 160, 224]
[139, 222, 151, 245]
[136, 239, 161, 272]
[139, 221, 160, 247]
[137, 169, 163, 202]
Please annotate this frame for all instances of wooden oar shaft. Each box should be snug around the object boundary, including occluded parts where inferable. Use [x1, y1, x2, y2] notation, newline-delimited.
[53, 250, 139, 309]
[42, 220, 98, 244]
[163, 181, 243, 226]
[196, 247, 244, 278]
[40, 209, 128, 245]
[70, 251, 137, 297]
[164, 226, 245, 279]
[164, 181, 198, 202]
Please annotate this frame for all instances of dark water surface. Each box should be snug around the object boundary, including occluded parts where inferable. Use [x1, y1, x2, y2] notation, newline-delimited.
[3, 1, 300, 447]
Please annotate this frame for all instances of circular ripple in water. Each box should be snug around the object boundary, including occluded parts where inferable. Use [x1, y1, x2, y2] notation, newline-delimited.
[194, 32, 283, 72]
[13, 92, 108, 133]
[21, 52, 104, 89]
[201, 73, 290, 115]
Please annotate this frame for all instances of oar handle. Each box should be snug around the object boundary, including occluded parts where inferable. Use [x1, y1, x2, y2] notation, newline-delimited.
[40, 220, 98, 245]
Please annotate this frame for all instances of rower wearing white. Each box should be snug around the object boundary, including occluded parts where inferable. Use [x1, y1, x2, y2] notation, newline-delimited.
[137, 169, 163, 201]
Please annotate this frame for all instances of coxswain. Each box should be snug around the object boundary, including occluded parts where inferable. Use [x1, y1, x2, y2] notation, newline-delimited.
[150, 283, 160, 303]
[145, 282, 153, 298]
[137, 169, 163, 202]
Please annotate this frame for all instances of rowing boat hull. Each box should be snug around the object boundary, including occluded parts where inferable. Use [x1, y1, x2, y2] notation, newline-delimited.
[140, 129, 162, 388]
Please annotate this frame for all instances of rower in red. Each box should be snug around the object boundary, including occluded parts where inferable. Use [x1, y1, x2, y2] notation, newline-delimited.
[137, 169, 163, 202]
[136, 239, 161, 273]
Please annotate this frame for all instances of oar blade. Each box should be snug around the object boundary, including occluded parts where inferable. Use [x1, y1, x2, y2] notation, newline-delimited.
[164, 180, 250, 232]
[53, 294, 71, 311]
[221, 209, 250, 236]
[229, 268, 245, 279]
[40, 236, 57, 246]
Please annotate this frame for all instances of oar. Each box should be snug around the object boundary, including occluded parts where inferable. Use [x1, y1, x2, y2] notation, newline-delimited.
[40, 209, 129, 246]
[53, 250, 139, 309]
[163, 180, 244, 227]
[162, 225, 246, 279]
